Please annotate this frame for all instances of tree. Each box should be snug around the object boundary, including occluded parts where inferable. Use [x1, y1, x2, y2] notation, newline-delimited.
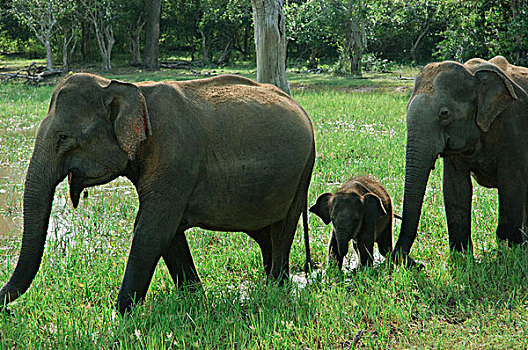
[55, 0, 78, 70]
[81, 0, 116, 70]
[144, 0, 161, 70]
[329, 0, 368, 75]
[368, 0, 443, 65]
[161, 0, 201, 60]
[511, 0, 527, 65]
[285, 0, 340, 66]
[251, 0, 290, 94]
[10, 0, 59, 71]
[117, 0, 146, 66]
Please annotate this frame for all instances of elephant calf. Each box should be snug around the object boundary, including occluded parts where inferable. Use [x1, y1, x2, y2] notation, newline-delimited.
[310, 176, 394, 269]
[0, 73, 315, 314]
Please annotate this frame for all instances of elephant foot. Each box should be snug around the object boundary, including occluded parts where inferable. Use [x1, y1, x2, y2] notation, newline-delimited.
[303, 258, 318, 273]
[391, 252, 424, 271]
[179, 280, 203, 293]
[0, 305, 11, 316]
[116, 298, 135, 316]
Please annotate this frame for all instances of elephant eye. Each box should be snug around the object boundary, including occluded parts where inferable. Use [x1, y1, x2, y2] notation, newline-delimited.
[438, 107, 453, 125]
[56, 134, 69, 149]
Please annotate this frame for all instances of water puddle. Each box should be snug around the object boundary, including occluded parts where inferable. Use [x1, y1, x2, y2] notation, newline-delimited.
[0, 166, 74, 242]
[0, 166, 25, 239]
[290, 250, 386, 288]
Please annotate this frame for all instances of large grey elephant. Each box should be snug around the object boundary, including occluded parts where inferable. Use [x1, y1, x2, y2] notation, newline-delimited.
[0, 73, 315, 314]
[395, 56, 528, 264]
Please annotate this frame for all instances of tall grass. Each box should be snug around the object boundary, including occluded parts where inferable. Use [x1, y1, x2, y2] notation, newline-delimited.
[0, 70, 527, 349]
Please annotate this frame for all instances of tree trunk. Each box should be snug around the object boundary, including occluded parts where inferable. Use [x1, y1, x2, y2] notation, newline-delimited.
[129, 20, 145, 66]
[410, 22, 429, 66]
[82, 21, 92, 62]
[143, 0, 161, 71]
[44, 40, 53, 71]
[216, 40, 232, 65]
[61, 27, 77, 70]
[250, 0, 290, 95]
[93, 23, 115, 71]
[199, 28, 209, 64]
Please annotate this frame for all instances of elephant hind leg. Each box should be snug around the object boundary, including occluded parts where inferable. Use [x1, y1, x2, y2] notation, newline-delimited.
[269, 218, 296, 282]
[270, 162, 314, 281]
[356, 233, 375, 267]
[162, 229, 201, 288]
[269, 181, 310, 281]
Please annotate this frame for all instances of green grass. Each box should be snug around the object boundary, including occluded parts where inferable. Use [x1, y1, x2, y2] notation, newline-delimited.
[1, 62, 527, 349]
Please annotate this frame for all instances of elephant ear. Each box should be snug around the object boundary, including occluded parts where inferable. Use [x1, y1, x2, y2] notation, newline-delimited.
[473, 65, 519, 132]
[104, 80, 152, 160]
[309, 193, 333, 225]
[363, 193, 387, 224]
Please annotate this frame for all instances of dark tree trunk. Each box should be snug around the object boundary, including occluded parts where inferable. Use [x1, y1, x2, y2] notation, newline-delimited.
[143, 0, 161, 71]
[82, 21, 92, 62]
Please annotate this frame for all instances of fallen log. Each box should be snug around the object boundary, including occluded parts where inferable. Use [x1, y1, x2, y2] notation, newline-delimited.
[0, 62, 61, 84]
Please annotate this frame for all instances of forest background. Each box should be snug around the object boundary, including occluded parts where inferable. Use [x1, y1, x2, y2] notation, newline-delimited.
[1, 0, 527, 75]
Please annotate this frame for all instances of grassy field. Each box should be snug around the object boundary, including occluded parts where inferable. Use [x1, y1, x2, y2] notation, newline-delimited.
[0, 57, 527, 349]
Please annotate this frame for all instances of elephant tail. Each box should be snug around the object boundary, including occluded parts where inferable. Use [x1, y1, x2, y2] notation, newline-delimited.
[303, 204, 315, 273]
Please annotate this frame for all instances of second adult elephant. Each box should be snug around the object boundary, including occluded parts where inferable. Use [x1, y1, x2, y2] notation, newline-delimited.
[0, 73, 316, 314]
[395, 56, 528, 264]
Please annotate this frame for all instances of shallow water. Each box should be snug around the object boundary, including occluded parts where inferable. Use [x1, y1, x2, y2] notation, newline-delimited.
[0, 165, 73, 242]
[0, 167, 25, 238]
[290, 250, 386, 288]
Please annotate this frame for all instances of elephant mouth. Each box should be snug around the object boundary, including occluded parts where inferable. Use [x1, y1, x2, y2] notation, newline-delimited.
[440, 142, 480, 158]
[68, 170, 84, 209]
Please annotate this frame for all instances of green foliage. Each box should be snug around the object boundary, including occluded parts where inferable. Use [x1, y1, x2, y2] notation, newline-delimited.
[2, 0, 528, 71]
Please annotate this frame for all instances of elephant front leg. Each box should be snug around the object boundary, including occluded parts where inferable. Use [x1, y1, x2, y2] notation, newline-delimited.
[356, 226, 375, 267]
[443, 158, 473, 252]
[117, 235, 162, 315]
[117, 201, 187, 315]
[327, 230, 344, 270]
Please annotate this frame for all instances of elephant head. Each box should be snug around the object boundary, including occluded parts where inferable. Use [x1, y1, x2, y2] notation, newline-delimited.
[310, 191, 386, 257]
[0, 73, 151, 307]
[394, 58, 527, 259]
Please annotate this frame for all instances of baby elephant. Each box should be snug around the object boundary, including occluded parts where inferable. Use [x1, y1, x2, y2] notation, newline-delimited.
[310, 176, 394, 269]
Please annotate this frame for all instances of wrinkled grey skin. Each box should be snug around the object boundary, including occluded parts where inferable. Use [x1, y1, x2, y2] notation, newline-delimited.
[310, 176, 393, 269]
[395, 56, 528, 265]
[0, 73, 315, 314]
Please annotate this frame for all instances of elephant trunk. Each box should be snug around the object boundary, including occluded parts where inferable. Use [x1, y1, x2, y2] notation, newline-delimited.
[0, 142, 58, 306]
[394, 131, 440, 258]
[335, 229, 350, 257]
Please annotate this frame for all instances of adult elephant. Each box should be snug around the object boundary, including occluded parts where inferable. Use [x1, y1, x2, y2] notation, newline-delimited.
[0, 73, 315, 314]
[395, 56, 528, 264]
